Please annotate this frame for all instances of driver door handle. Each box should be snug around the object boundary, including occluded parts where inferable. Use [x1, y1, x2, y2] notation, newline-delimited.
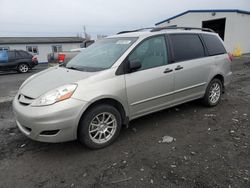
[163, 68, 173, 74]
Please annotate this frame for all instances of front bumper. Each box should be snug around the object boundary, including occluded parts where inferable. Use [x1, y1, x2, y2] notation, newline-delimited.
[13, 95, 87, 143]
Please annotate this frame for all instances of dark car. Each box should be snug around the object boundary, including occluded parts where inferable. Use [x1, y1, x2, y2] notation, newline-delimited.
[0, 50, 38, 73]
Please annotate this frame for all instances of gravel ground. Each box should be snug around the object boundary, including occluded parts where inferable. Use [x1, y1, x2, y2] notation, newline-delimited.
[0, 56, 249, 188]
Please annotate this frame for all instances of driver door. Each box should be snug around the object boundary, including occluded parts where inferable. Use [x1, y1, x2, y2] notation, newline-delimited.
[125, 35, 175, 118]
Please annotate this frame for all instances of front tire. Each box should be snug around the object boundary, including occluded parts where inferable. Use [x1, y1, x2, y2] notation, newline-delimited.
[203, 78, 223, 107]
[18, 63, 29, 73]
[78, 104, 122, 149]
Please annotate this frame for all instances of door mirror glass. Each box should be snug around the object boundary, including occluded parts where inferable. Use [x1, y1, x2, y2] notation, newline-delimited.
[128, 59, 141, 72]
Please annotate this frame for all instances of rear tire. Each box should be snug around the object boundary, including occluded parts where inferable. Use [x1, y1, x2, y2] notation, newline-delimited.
[78, 104, 122, 149]
[18, 63, 29, 73]
[203, 78, 223, 107]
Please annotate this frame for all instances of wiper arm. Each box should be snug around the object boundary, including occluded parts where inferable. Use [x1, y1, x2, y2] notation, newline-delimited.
[66, 66, 81, 71]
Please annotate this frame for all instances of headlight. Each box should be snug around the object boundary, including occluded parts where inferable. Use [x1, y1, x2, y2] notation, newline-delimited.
[31, 84, 77, 106]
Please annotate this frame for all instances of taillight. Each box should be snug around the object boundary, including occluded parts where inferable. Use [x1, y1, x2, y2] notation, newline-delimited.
[228, 53, 233, 62]
[32, 56, 37, 62]
[58, 53, 65, 63]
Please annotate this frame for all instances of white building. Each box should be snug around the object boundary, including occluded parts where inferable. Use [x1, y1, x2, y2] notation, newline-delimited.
[0, 37, 85, 63]
[155, 9, 250, 54]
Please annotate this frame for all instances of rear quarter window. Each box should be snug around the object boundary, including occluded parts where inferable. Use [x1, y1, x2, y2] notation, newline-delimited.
[169, 34, 205, 62]
[202, 34, 226, 56]
[16, 51, 32, 59]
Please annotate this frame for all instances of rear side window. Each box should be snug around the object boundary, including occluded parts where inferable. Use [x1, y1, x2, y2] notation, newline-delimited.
[16, 51, 32, 59]
[202, 34, 226, 56]
[169, 34, 205, 62]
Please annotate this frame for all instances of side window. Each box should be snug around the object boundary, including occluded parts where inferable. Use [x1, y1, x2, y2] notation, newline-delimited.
[7, 51, 15, 59]
[128, 36, 168, 71]
[170, 34, 205, 62]
[202, 34, 226, 56]
[16, 51, 22, 59]
[0, 47, 10, 51]
[16, 51, 32, 59]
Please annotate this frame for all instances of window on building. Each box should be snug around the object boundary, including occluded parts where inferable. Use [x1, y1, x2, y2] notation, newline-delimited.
[0, 46, 10, 51]
[52, 45, 62, 53]
[26, 46, 39, 54]
[169, 34, 205, 62]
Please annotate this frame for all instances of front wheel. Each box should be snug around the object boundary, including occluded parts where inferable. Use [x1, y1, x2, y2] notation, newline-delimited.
[18, 63, 29, 73]
[78, 104, 122, 149]
[203, 78, 223, 107]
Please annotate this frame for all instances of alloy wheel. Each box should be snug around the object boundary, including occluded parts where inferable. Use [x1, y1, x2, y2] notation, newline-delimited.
[88, 112, 117, 144]
[19, 64, 29, 73]
[209, 82, 221, 104]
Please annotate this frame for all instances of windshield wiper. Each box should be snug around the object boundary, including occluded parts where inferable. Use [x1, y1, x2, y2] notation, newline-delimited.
[66, 66, 81, 71]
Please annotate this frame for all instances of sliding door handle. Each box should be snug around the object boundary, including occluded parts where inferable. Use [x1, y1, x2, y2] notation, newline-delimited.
[175, 65, 183, 70]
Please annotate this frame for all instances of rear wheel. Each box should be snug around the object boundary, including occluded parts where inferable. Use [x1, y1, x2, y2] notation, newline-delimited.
[78, 104, 122, 149]
[203, 78, 222, 107]
[18, 63, 29, 73]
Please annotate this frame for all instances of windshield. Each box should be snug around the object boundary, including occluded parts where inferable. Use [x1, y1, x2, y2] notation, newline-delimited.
[66, 37, 137, 72]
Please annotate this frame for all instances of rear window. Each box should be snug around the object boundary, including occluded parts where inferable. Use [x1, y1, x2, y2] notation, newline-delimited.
[170, 34, 205, 62]
[202, 34, 226, 56]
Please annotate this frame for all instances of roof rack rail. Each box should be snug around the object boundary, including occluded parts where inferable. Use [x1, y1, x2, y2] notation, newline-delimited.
[151, 26, 215, 33]
[117, 27, 154, 34]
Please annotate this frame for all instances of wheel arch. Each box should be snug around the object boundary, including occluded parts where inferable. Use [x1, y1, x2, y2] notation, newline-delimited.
[77, 97, 129, 137]
[210, 74, 225, 92]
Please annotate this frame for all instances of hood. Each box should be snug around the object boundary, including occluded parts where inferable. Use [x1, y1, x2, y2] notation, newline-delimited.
[20, 67, 97, 98]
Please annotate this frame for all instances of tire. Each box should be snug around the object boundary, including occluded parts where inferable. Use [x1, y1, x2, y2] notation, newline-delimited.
[18, 63, 29, 73]
[203, 78, 223, 107]
[78, 104, 122, 149]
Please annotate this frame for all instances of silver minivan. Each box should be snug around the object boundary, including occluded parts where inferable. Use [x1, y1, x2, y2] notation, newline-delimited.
[13, 27, 232, 149]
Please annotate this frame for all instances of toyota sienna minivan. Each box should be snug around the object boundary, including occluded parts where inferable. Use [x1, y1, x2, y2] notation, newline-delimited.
[13, 27, 232, 149]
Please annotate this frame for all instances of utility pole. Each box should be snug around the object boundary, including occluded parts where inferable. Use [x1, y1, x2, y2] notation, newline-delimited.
[83, 25, 91, 40]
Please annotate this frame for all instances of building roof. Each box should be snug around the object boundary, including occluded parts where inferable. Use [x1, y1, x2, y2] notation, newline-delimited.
[155, 9, 250, 25]
[0, 37, 85, 45]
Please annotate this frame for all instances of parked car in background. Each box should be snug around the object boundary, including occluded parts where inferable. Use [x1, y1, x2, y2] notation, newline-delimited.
[47, 40, 94, 67]
[0, 50, 38, 73]
[47, 48, 85, 67]
[13, 27, 232, 149]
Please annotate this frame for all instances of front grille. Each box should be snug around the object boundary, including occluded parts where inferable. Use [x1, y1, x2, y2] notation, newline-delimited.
[18, 94, 34, 106]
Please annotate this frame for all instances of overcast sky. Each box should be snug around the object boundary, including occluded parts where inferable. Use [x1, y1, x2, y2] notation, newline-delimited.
[0, 0, 249, 38]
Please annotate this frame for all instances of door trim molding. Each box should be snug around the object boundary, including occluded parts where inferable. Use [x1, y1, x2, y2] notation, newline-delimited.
[130, 82, 206, 106]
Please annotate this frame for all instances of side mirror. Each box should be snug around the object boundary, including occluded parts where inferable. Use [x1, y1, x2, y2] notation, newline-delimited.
[128, 59, 141, 73]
